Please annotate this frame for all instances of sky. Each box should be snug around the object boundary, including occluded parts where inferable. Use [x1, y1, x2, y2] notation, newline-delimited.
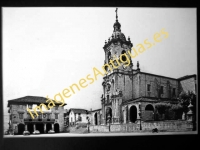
[3, 8, 197, 114]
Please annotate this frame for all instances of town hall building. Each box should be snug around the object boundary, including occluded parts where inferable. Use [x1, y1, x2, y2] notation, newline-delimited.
[7, 96, 67, 134]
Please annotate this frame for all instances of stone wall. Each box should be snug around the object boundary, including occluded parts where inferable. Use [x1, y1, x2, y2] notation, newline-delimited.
[139, 73, 178, 99]
[89, 125, 109, 132]
[89, 121, 193, 133]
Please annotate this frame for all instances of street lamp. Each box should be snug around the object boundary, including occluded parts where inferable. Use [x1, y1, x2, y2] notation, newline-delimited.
[138, 102, 142, 130]
[86, 115, 90, 133]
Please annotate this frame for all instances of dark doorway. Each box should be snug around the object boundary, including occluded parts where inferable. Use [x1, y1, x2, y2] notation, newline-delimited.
[46, 123, 52, 133]
[54, 123, 60, 133]
[130, 105, 137, 123]
[36, 123, 44, 134]
[94, 113, 98, 125]
[18, 124, 25, 135]
[27, 124, 34, 134]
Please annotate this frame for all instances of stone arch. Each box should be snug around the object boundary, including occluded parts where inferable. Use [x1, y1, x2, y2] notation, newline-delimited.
[36, 123, 44, 134]
[54, 123, 60, 133]
[18, 123, 25, 135]
[27, 123, 34, 134]
[144, 104, 154, 121]
[129, 105, 137, 123]
[46, 123, 52, 133]
[145, 104, 154, 111]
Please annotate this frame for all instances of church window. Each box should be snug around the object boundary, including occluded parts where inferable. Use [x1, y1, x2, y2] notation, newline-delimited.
[47, 114, 50, 119]
[107, 95, 109, 103]
[147, 84, 151, 92]
[160, 86, 164, 94]
[108, 51, 111, 62]
[172, 88, 176, 97]
[55, 114, 58, 119]
[121, 50, 126, 61]
[19, 113, 23, 119]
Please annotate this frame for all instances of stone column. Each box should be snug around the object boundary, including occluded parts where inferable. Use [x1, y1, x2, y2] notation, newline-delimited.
[117, 100, 118, 114]
[52, 124, 54, 131]
[101, 98, 105, 125]
[127, 106, 130, 123]
[74, 113, 76, 126]
[124, 108, 126, 124]
[25, 124, 28, 131]
[97, 112, 100, 125]
[33, 124, 36, 131]
[44, 123, 46, 133]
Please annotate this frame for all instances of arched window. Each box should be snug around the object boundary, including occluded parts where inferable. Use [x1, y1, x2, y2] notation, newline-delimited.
[108, 51, 111, 63]
[121, 50, 126, 61]
[107, 95, 109, 103]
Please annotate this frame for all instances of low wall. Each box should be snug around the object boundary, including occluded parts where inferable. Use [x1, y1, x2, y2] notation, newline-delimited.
[89, 125, 109, 133]
[89, 120, 193, 133]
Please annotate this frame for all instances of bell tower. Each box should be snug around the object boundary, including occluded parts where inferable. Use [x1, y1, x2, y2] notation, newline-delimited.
[103, 8, 133, 74]
[101, 8, 134, 125]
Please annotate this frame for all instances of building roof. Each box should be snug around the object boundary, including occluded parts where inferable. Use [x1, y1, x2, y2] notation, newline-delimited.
[177, 74, 196, 80]
[68, 108, 88, 114]
[89, 108, 101, 113]
[7, 96, 67, 107]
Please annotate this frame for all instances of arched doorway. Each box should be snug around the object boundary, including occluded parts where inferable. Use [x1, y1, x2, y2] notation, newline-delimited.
[94, 113, 98, 125]
[46, 123, 52, 133]
[54, 123, 60, 133]
[130, 105, 137, 123]
[145, 104, 154, 121]
[27, 124, 34, 134]
[18, 123, 25, 135]
[36, 123, 44, 134]
[106, 107, 112, 124]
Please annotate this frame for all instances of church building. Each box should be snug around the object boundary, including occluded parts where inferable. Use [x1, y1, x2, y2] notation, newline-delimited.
[90, 8, 196, 126]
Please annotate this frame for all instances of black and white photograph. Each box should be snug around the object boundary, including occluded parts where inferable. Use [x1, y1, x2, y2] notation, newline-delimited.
[2, 7, 197, 138]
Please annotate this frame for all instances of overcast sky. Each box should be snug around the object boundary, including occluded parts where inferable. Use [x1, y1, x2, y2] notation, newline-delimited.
[3, 8, 197, 113]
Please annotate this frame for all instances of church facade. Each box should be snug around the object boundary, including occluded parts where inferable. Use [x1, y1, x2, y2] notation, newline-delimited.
[90, 9, 196, 126]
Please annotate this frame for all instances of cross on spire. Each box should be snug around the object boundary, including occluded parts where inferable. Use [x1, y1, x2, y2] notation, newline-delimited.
[115, 8, 118, 20]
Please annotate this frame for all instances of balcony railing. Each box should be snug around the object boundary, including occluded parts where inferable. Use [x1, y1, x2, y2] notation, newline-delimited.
[24, 118, 55, 122]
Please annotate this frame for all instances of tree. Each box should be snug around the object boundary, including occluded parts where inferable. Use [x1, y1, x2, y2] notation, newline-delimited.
[178, 90, 196, 121]
[170, 104, 183, 120]
[155, 103, 171, 120]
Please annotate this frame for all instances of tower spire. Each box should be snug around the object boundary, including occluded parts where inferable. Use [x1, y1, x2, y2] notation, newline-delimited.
[115, 8, 118, 20]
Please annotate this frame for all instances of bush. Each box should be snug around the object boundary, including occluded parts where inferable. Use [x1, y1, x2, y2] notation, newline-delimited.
[155, 103, 183, 120]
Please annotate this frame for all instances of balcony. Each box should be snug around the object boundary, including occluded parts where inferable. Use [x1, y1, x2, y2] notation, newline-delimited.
[24, 118, 55, 123]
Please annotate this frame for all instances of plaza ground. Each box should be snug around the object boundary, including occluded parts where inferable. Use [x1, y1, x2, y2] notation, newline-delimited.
[4, 131, 197, 137]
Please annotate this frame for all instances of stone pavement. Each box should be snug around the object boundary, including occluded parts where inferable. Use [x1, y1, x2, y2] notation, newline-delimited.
[4, 131, 196, 137]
